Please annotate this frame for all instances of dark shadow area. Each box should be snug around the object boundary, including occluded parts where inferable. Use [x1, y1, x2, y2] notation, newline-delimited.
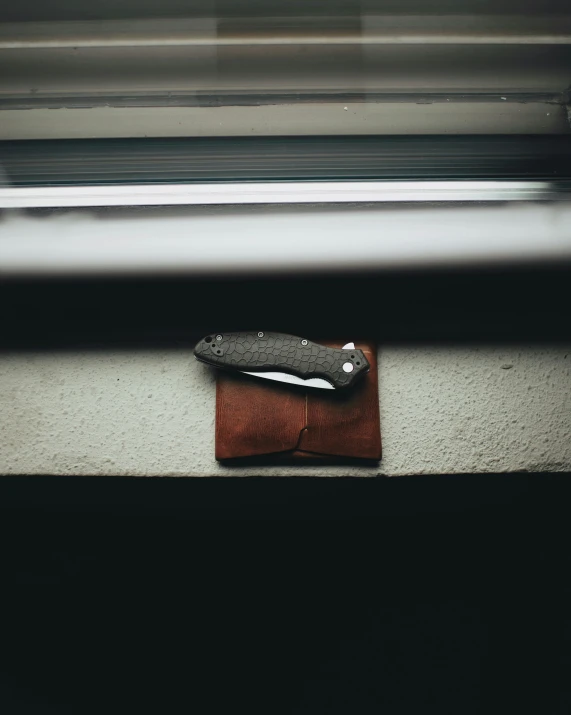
[0, 474, 569, 714]
[2, 264, 571, 349]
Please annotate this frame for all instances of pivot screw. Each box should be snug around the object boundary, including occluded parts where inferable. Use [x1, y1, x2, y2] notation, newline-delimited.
[258, 332, 264, 338]
[301, 339, 308, 346]
[216, 335, 223, 341]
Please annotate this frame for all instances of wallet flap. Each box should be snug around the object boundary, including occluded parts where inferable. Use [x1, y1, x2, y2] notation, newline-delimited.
[298, 343, 381, 460]
[215, 371, 306, 460]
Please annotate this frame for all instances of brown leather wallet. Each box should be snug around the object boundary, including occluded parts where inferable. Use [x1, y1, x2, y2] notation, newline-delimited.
[215, 340, 381, 463]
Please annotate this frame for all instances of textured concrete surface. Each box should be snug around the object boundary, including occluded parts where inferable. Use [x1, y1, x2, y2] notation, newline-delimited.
[0, 346, 570, 476]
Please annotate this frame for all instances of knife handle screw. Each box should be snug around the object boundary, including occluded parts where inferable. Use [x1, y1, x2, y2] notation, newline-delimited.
[301, 339, 308, 346]
[258, 332, 264, 338]
[216, 335, 223, 341]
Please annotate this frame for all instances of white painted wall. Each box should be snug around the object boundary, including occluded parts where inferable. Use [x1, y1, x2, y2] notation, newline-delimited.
[0, 346, 569, 476]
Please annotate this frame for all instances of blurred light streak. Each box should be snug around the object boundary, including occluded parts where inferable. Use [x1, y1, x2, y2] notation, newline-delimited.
[0, 202, 570, 276]
[1, 181, 568, 209]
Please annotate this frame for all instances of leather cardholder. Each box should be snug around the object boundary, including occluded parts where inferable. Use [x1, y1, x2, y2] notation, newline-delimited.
[215, 340, 381, 463]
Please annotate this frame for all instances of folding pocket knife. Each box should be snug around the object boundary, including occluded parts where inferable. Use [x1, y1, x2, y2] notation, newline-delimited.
[194, 332, 369, 390]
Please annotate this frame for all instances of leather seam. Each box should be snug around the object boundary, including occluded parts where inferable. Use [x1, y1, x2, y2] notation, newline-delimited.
[294, 393, 310, 451]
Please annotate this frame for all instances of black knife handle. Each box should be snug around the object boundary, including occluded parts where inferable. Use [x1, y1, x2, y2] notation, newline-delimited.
[194, 332, 370, 389]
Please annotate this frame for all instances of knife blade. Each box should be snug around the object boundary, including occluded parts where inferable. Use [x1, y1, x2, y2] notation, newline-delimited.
[194, 332, 370, 390]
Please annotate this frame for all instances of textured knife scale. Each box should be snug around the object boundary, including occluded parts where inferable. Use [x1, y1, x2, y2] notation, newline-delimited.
[194, 332, 370, 389]
[214, 340, 381, 462]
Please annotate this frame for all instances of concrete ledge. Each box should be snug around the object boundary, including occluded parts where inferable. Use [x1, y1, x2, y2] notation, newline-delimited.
[0, 346, 569, 476]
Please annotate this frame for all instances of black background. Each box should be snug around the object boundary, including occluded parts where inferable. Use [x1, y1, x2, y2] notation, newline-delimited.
[0, 473, 570, 714]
